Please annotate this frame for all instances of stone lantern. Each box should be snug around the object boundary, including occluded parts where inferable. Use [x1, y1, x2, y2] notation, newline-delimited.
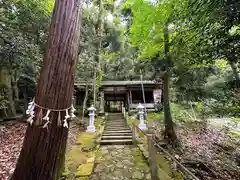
[137, 103, 147, 130]
[86, 105, 96, 132]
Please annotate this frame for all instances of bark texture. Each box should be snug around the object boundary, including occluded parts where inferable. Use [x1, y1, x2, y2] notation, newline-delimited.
[11, 0, 82, 179]
[162, 72, 177, 142]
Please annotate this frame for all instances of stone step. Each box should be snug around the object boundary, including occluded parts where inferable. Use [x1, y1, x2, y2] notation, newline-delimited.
[105, 123, 126, 126]
[103, 132, 132, 136]
[104, 130, 132, 134]
[104, 125, 126, 129]
[106, 126, 126, 128]
[105, 123, 127, 127]
[105, 128, 130, 131]
[101, 135, 132, 140]
[107, 116, 124, 117]
[106, 121, 125, 122]
[107, 117, 124, 118]
[100, 139, 132, 145]
[105, 124, 127, 126]
[106, 123, 125, 126]
[105, 125, 128, 128]
[105, 127, 129, 129]
[104, 129, 132, 132]
[106, 121, 125, 123]
[107, 119, 125, 121]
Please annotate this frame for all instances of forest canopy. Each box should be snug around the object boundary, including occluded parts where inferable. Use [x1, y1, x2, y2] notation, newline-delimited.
[0, 0, 239, 179]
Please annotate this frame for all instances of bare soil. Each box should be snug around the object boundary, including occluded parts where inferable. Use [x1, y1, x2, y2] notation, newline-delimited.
[0, 121, 81, 180]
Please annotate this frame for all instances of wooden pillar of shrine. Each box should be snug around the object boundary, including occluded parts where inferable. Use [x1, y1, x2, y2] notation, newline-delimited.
[99, 90, 105, 115]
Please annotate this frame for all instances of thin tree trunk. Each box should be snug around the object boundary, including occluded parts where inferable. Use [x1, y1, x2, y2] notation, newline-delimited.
[7, 87, 16, 116]
[82, 85, 89, 120]
[93, 70, 96, 107]
[22, 88, 28, 116]
[140, 69, 147, 115]
[162, 72, 177, 142]
[93, 0, 104, 107]
[0, 67, 16, 117]
[12, 70, 19, 100]
[11, 1, 82, 179]
[129, 89, 132, 109]
[163, 23, 177, 143]
[228, 60, 240, 87]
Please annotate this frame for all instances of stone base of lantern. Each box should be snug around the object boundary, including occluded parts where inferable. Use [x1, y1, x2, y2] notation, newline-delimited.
[138, 123, 148, 131]
[86, 126, 96, 132]
[99, 111, 104, 116]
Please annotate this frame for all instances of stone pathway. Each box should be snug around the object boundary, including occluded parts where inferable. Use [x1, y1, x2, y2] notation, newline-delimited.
[89, 145, 151, 180]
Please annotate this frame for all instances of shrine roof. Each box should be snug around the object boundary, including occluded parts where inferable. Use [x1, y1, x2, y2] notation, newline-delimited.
[75, 80, 161, 87]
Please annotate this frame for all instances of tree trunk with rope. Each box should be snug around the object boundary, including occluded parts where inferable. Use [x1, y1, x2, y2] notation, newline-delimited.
[11, 0, 82, 179]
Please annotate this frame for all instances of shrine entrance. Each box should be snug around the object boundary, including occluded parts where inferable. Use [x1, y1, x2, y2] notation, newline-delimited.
[74, 80, 162, 114]
[105, 101, 122, 112]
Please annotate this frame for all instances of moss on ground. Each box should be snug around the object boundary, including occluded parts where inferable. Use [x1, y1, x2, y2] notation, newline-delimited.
[133, 148, 148, 169]
[147, 112, 164, 124]
[76, 132, 96, 147]
[156, 153, 172, 175]
[127, 117, 138, 126]
[76, 163, 94, 177]
[137, 143, 184, 180]
[76, 177, 89, 180]
[63, 139, 96, 179]
[63, 118, 105, 179]
[95, 148, 103, 163]
[156, 153, 184, 180]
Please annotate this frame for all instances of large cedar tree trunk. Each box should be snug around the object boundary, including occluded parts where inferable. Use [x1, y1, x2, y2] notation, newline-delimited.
[11, 0, 82, 179]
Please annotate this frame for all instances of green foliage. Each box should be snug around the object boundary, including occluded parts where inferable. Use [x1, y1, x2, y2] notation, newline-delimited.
[170, 103, 200, 122]
[127, 0, 188, 59]
[0, 0, 53, 67]
[203, 97, 240, 117]
[1, 0, 239, 122]
[0, 0, 53, 117]
[147, 112, 164, 123]
[0, 0, 52, 75]
[232, 117, 240, 123]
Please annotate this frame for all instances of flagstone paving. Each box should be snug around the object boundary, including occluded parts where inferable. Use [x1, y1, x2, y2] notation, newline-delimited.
[89, 145, 151, 180]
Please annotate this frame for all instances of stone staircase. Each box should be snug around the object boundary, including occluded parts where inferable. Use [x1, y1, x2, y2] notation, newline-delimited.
[100, 113, 132, 145]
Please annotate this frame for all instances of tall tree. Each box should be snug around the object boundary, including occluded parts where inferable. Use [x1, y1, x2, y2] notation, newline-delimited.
[127, 0, 186, 143]
[11, 0, 82, 179]
[0, 0, 52, 118]
[189, 0, 240, 87]
[93, 0, 104, 107]
[162, 23, 177, 141]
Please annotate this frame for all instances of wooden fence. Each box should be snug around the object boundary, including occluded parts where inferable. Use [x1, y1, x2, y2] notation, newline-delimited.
[132, 125, 199, 180]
